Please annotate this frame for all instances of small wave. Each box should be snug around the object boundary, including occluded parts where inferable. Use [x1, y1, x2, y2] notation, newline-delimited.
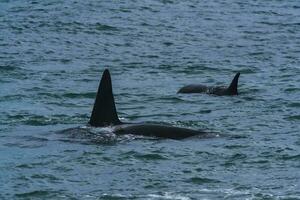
[94, 23, 119, 31]
[0, 64, 21, 71]
[287, 102, 300, 108]
[224, 144, 248, 149]
[245, 159, 269, 164]
[6, 114, 89, 126]
[186, 177, 221, 185]
[62, 92, 95, 99]
[279, 154, 300, 161]
[20, 135, 49, 142]
[285, 115, 300, 121]
[31, 174, 60, 183]
[284, 88, 300, 92]
[15, 190, 51, 198]
[37, 92, 61, 99]
[0, 94, 28, 102]
[134, 153, 167, 161]
[229, 153, 248, 160]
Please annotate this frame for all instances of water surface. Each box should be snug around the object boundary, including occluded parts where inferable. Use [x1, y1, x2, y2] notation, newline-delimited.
[0, 0, 300, 199]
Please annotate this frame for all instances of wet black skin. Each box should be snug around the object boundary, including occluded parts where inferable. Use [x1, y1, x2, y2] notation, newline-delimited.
[113, 123, 202, 140]
[89, 69, 207, 140]
[178, 73, 240, 96]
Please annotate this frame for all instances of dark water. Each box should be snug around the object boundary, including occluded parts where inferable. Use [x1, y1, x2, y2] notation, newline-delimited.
[1, 0, 300, 199]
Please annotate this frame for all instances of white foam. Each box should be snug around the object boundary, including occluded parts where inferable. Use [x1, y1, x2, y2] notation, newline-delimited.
[147, 192, 191, 200]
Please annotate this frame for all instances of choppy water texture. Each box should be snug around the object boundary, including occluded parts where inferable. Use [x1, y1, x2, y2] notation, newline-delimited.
[1, 0, 300, 199]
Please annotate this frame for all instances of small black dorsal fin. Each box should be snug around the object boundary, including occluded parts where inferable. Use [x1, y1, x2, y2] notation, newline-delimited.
[89, 69, 121, 127]
[227, 72, 240, 95]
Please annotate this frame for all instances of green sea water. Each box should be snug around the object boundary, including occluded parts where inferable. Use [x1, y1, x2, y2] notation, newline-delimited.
[0, 0, 299, 199]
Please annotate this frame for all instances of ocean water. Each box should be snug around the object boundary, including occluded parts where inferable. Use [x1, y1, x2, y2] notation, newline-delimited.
[0, 0, 300, 199]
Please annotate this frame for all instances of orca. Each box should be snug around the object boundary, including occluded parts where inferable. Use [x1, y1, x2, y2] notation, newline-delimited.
[178, 73, 240, 96]
[88, 69, 208, 140]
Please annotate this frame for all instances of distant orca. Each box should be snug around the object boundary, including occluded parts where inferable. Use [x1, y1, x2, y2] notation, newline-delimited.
[89, 69, 208, 140]
[178, 73, 240, 96]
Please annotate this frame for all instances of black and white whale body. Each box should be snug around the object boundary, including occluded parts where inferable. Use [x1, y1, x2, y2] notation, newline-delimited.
[178, 73, 240, 96]
[89, 69, 207, 140]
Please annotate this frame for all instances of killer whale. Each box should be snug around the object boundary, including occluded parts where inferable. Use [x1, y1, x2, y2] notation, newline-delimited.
[178, 73, 240, 96]
[89, 69, 207, 140]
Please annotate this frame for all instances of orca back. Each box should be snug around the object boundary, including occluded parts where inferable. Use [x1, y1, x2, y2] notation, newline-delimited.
[89, 69, 121, 127]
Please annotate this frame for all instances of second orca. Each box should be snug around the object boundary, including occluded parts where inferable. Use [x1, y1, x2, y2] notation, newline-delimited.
[178, 72, 240, 96]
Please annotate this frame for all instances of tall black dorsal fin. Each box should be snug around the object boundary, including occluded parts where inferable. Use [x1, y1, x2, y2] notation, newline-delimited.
[89, 69, 121, 127]
[227, 72, 240, 95]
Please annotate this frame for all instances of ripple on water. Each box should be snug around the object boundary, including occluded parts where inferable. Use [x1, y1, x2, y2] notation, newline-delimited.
[31, 174, 61, 184]
[1, 0, 300, 199]
[100, 194, 129, 200]
[284, 88, 300, 92]
[5, 114, 88, 126]
[0, 64, 21, 72]
[285, 115, 300, 121]
[15, 191, 53, 199]
[94, 23, 119, 31]
[186, 177, 221, 185]
[278, 154, 300, 161]
[120, 149, 167, 161]
[287, 102, 300, 108]
[62, 92, 95, 99]
[133, 153, 167, 161]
